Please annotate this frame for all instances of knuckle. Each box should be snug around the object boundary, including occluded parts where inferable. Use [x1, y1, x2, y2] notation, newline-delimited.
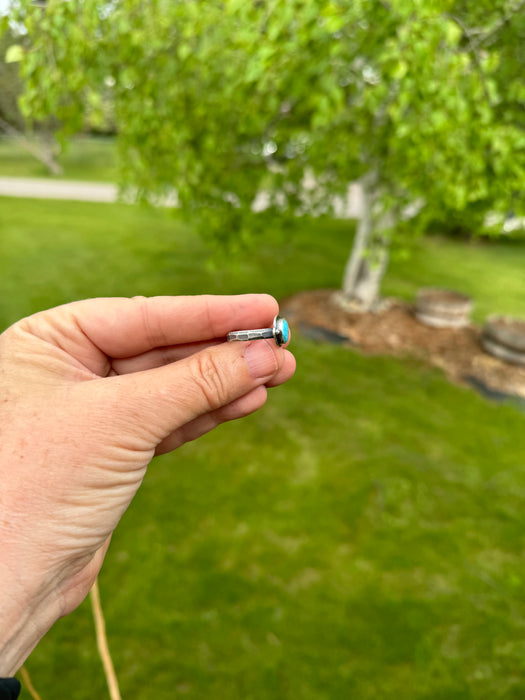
[191, 352, 229, 411]
[132, 295, 169, 347]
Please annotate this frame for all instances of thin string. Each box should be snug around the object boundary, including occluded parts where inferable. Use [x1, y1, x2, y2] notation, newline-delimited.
[90, 577, 122, 700]
[20, 665, 43, 700]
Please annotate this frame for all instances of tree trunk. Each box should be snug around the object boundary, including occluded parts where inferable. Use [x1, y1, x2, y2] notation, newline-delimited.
[0, 117, 63, 175]
[336, 175, 391, 311]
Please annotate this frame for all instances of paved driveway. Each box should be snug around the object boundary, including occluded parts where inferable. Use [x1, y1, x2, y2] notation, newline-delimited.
[0, 176, 118, 202]
[0, 176, 364, 217]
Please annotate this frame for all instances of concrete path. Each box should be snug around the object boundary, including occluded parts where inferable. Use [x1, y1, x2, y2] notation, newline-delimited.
[0, 175, 364, 217]
[0, 176, 118, 202]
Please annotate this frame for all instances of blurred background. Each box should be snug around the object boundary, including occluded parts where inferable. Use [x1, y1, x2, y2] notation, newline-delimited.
[1, 1, 525, 698]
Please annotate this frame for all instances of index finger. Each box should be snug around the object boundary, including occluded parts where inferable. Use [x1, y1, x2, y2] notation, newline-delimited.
[71, 294, 280, 358]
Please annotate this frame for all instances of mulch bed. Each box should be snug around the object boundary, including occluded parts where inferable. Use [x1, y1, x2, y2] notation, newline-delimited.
[281, 289, 525, 403]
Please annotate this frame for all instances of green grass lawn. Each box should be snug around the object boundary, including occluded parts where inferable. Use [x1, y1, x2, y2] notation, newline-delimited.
[0, 194, 524, 699]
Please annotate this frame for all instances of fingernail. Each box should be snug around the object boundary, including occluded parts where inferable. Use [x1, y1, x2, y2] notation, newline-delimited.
[244, 340, 279, 379]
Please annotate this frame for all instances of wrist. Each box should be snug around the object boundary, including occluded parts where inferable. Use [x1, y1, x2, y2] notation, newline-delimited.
[0, 561, 60, 676]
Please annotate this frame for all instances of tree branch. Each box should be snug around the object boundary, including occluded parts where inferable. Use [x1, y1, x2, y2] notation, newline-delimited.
[0, 116, 62, 175]
[445, 13, 494, 106]
[470, 0, 525, 50]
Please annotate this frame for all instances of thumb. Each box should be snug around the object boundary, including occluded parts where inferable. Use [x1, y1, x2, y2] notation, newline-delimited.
[102, 339, 282, 444]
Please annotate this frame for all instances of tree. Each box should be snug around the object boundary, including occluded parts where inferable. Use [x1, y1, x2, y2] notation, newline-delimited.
[0, 26, 25, 131]
[10, 0, 525, 307]
[0, 18, 63, 174]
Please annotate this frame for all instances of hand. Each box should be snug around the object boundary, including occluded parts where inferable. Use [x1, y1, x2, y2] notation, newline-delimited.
[0, 294, 295, 674]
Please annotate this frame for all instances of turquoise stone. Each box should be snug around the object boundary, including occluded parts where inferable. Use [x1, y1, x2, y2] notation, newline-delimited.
[282, 318, 290, 344]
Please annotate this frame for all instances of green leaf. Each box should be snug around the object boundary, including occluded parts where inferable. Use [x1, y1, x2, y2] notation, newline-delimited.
[5, 44, 24, 63]
[391, 59, 408, 80]
[444, 19, 462, 47]
[177, 42, 191, 61]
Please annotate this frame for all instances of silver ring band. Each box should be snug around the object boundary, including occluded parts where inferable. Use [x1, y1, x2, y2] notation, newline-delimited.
[227, 328, 275, 342]
[227, 315, 290, 347]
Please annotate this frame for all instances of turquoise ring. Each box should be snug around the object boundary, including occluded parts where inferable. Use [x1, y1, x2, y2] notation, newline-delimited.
[227, 315, 290, 347]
